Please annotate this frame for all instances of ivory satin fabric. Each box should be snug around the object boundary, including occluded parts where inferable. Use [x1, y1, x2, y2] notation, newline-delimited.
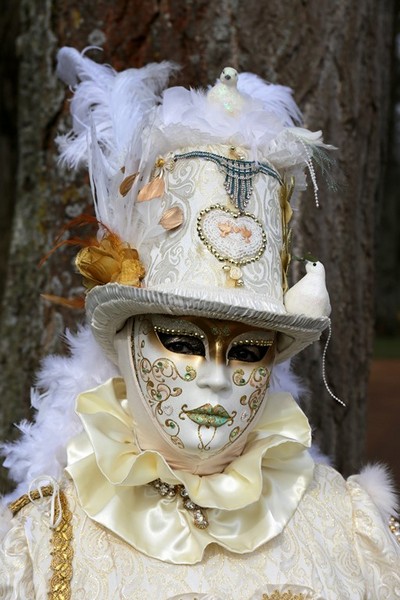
[1, 465, 400, 599]
[65, 378, 314, 563]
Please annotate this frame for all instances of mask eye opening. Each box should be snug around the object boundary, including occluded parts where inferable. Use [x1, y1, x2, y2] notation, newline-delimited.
[227, 342, 273, 363]
[156, 332, 206, 357]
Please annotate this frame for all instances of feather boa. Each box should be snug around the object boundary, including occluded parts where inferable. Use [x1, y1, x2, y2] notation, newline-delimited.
[0, 326, 118, 502]
[1, 325, 306, 503]
[3, 327, 397, 523]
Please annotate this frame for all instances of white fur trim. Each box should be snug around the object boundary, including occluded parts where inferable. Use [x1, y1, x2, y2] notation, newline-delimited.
[351, 463, 399, 520]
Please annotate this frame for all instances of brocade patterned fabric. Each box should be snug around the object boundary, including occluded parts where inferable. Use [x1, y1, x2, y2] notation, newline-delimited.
[1, 464, 399, 599]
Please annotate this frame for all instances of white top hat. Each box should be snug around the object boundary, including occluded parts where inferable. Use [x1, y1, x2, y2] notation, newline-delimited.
[56, 50, 333, 363]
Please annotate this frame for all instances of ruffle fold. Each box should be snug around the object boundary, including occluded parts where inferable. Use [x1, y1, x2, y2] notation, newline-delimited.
[67, 378, 314, 564]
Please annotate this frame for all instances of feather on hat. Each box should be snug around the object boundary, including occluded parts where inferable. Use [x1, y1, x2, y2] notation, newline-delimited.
[55, 48, 333, 364]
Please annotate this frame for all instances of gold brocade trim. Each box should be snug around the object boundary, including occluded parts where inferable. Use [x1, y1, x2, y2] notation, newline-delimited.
[9, 486, 73, 600]
[279, 177, 294, 294]
[262, 592, 306, 600]
[49, 489, 73, 600]
[9, 484, 55, 516]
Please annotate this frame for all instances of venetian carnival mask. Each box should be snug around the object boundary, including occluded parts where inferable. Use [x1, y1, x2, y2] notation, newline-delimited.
[116, 314, 275, 474]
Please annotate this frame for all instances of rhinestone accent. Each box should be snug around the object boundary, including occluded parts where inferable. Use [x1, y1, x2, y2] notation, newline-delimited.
[389, 515, 400, 543]
[193, 509, 209, 529]
[150, 479, 209, 529]
[232, 339, 273, 347]
[173, 150, 282, 211]
[154, 325, 205, 339]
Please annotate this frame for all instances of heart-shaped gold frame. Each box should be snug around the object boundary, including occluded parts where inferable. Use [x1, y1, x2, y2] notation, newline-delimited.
[196, 204, 267, 267]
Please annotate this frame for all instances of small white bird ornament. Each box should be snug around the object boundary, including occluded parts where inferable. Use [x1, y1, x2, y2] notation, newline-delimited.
[207, 67, 246, 115]
[284, 260, 331, 318]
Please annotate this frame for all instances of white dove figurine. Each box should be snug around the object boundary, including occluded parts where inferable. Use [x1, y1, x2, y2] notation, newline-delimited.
[284, 260, 331, 318]
[207, 67, 246, 115]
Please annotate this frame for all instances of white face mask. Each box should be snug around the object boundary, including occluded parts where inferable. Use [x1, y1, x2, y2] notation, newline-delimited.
[121, 315, 275, 473]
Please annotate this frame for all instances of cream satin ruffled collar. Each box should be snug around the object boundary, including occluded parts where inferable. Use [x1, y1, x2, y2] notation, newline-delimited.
[66, 378, 314, 564]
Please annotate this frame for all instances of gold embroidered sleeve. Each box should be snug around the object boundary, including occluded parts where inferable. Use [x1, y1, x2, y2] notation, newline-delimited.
[48, 489, 74, 600]
[4, 485, 74, 600]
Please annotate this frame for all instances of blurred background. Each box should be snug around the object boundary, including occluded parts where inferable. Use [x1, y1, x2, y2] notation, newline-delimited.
[0, 0, 399, 494]
[365, 6, 400, 489]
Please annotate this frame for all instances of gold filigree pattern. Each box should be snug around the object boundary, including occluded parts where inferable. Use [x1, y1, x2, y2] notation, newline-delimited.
[234, 367, 272, 418]
[195, 365, 269, 451]
[210, 323, 232, 338]
[139, 356, 196, 415]
[136, 339, 198, 447]
[233, 366, 269, 387]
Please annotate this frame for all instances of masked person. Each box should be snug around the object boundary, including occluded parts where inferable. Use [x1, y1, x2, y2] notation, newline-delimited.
[0, 49, 399, 600]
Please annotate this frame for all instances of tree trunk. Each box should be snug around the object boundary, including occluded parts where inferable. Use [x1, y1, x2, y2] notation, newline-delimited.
[0, 0, 394, 492]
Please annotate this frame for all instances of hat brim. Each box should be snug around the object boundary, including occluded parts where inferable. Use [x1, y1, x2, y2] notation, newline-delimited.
[86, 283, 329, 364]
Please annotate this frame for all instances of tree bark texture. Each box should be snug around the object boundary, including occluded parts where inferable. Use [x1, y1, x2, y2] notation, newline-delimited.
[0, 0, 394, 492]
[0, 2, 19, 308]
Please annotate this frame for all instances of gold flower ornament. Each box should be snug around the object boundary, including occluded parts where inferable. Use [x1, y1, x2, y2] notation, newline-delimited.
[76, 232, 145, 290]
[40, 216, 145, 308]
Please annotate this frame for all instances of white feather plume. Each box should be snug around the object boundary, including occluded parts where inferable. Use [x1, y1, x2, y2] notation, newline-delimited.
[56, 47, 179, 172]
[56, 50, 335, 241]
[131, 199, 166, 253]
[237, 72, 303, 127]
[154, 83, 302, 161]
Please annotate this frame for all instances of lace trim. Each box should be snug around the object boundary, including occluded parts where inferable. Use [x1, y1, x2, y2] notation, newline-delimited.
[9, 486, 74, 599]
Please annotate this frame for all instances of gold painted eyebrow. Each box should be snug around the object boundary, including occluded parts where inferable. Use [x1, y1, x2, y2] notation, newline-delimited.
[230, 331, 275, 348]
[151, 315, 206, 340]
[231, 338, 273, 347]
[153, 325, 205, 339]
